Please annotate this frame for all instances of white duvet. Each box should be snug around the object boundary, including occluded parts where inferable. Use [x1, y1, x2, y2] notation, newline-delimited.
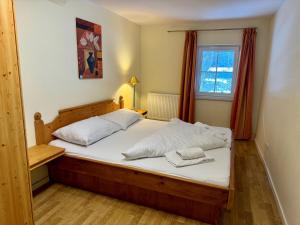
[122, 119, 227, 160]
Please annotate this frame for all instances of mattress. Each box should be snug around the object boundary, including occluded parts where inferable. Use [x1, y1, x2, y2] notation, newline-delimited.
[49, 119, 232, 187]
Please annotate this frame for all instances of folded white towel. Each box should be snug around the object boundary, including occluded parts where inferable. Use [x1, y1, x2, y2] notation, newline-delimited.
[176, 147, 205, 160]
[165, 151, 214, 168]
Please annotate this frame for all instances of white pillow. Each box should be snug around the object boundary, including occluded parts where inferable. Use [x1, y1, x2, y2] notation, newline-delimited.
[53, 117, 121, 146]
[194, 122, 232, 146]
[194, 121, 210, 130]
[193, 134, 227, 150]
[99, 109, 142, 130]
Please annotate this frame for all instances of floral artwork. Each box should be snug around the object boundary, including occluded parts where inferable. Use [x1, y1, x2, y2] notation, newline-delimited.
[76, 18, 102, 79]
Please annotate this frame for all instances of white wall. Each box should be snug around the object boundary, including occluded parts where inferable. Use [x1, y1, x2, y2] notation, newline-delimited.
[255, 0, 300, 224]
[140, 18, 271, 132]
[15, 0, 141, 147]
[15, 0, 140, 189]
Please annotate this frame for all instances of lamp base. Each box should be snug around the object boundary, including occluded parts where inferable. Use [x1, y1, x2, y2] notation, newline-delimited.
[133, 85, 136, 110]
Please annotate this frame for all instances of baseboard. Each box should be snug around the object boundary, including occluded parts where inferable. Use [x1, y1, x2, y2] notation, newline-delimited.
[254, 140, 289, 225]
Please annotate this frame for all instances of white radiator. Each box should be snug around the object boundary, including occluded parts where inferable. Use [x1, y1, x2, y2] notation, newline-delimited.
[147, 92, 179, 121]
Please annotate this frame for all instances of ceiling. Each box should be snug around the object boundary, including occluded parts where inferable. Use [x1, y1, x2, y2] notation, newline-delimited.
[91, 0, 283, 24]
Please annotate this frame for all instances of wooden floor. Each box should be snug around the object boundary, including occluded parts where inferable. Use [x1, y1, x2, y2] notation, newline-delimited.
[33, 141, 282, 225]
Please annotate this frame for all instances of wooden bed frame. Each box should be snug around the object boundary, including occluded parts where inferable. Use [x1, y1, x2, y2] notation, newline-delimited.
[34, 96, 235, 225]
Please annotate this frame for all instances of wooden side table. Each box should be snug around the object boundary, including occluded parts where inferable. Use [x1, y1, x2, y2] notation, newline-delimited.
[28, 144, 65, 171]
[135, 109, 148, 116]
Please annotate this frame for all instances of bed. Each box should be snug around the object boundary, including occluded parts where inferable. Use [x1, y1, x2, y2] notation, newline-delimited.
[34, 96, 235, 225]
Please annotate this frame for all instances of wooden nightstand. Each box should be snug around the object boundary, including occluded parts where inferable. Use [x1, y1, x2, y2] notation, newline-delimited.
[28, 144, 65, 171]
[135, 109, 148, 116]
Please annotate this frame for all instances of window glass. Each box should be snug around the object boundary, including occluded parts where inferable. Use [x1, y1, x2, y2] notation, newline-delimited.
[197, 46, 239, 100]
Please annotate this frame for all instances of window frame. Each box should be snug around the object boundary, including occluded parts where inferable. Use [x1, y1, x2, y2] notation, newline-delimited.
[195, 45, 240, 101]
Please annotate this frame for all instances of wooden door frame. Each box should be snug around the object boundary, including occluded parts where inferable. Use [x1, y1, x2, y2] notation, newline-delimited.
[0, 0, 34, 224]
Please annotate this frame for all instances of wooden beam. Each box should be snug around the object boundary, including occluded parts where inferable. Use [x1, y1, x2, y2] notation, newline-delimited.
[0, 0, 34, 224]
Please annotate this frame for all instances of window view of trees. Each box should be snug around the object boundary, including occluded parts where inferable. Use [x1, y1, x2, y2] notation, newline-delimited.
[199, 48, 237, 95]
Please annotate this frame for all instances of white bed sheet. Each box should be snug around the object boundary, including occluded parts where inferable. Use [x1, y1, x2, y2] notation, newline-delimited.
[49, 119, 232, 187]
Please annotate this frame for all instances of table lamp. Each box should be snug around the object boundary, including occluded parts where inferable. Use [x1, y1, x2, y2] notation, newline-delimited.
[128, 75, 139, 109]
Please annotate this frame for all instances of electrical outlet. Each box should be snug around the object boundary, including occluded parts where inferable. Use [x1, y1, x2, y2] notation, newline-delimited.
[264, 142, 270, 151]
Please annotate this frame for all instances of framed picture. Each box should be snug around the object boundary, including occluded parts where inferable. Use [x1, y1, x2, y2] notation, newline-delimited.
[76, 18, 103, 79]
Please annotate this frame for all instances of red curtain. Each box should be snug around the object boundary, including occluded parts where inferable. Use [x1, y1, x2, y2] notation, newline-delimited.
[230, 28, 257, 140]
[179, 31, 197, 123]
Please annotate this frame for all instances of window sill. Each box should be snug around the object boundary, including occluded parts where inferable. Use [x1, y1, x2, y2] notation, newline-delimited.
[196, 94, 233, 102]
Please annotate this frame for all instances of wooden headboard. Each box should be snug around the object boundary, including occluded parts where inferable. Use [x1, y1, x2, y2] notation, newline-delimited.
[34, 96, 124, 145]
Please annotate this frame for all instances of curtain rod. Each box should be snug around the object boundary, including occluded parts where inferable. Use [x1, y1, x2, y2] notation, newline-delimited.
[167, 27, 257, 33]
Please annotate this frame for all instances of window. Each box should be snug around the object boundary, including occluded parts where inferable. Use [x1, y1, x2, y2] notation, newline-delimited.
[196, 46, 240, 101]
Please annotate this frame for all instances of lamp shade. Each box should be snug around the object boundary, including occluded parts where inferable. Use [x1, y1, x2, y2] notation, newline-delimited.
[128, 75, 139, 86]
